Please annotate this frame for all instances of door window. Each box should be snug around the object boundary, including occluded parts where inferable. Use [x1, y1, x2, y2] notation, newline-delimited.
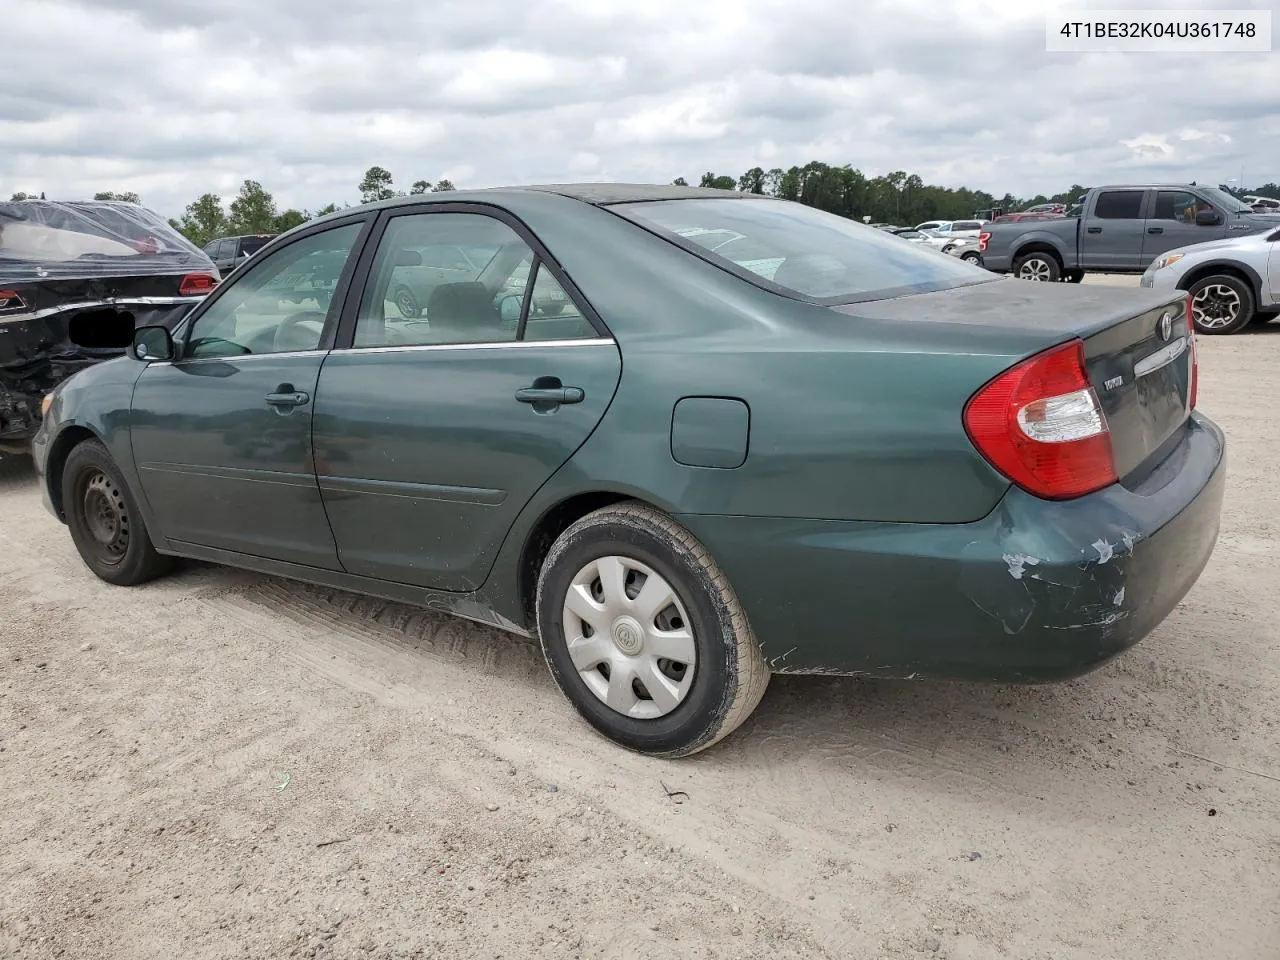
[1152, 191, 1211, 223]
[355, 212, 543, 348]
[183, 222, 363, 359]
[1093, 191, 1145, 219]
[522, 262, 597, 341]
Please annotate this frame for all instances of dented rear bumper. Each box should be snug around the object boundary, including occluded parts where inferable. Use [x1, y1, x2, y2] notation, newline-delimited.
[677, 412, 1226, 680]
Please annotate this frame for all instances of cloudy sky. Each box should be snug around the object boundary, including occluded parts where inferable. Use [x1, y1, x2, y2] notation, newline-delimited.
[3, 0, 1276, 217]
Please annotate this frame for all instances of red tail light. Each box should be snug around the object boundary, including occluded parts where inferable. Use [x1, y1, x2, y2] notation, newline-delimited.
[963, 338, 1116, 500]
[978, 231, 991, 253]
[179, 273, 218, 296]
[0, 289, 24, 310]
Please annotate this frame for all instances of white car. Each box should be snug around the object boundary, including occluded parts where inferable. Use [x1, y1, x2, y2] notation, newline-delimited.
[1140, 224, 1280, 334]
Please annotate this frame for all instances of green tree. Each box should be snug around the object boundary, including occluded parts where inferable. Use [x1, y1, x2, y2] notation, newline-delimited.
[671, 177, 688, 186]
[738, 167, 766, 194]
[273, 209, 307, 233]
[9, 192, 35, 201]
[228, 180, 278, 234]
[359, 166, 396, 203]
[93, 191, 141, 203]
[698, 172, 736, 190]
[170, 193, 229, 247]
[310, 203, 340, 218]
[430, 179, 456, 192]
[409, 180, 430, 195]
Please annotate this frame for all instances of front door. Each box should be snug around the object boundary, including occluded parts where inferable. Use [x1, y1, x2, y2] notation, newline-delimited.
[1079, 188, 1147, 271]
[312, 208, 622, 591]
[130, 220, 368, 568]
[1140, 189, 1227, 264]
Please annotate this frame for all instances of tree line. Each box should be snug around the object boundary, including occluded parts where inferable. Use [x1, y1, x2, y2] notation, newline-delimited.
[9, 163, 1280, 250]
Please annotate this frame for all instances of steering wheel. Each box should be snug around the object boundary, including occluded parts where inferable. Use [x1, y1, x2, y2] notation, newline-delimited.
[273, 310, 327, 352]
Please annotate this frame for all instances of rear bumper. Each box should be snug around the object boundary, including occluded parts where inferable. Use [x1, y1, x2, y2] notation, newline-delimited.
[678, 412, 1226, 681]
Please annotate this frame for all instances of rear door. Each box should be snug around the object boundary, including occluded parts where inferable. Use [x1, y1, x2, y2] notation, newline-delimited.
[1080, 189, 1146, 270]
[1141, 189, 1227, 263]
[312, 205, 622, 591]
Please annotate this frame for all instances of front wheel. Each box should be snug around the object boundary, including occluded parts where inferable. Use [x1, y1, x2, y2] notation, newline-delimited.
[535, 502, 770, 758]
[393, 286, 421, 319]
[1012, 252, 1062, 282]
[62, 439, 173, 586]
[961, 252, 983, 265]
[1188, 274, 1255, 335]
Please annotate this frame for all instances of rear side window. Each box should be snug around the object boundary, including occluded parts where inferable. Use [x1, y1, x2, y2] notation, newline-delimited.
[1093, 191, 1145, 220]
[614, 198, 990, 304]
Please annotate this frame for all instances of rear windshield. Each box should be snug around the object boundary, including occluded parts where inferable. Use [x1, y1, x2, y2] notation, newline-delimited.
[239, 236, 273, 256]
[613, 198, 990, 303]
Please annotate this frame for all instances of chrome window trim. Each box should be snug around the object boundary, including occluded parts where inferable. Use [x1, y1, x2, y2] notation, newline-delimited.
[334, 337, 616, 356]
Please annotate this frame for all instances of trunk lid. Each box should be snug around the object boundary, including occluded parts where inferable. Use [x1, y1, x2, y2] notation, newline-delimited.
[832, 278, 1193, 483]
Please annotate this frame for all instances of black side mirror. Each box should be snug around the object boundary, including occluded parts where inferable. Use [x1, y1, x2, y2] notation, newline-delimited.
[395, 249, 423, 267]
[132, 325, 175, 362]
[1195, 209, 1222, 226]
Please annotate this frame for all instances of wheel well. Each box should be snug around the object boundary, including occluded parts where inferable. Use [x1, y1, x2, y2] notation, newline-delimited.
[1176, 263, 1260, 302]
[516, 491, 638, 626]
[45, 426, 98, 520]
[1012, 243, 1063, 266]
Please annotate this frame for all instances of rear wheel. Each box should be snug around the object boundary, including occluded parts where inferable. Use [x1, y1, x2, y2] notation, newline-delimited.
[1013, 251, 1062, 282]
[62, 439, 173, 586]
[393, 286, 421, 319]
[535, 502, 769, 758]
[961, 251, 983, 265]
[1188, 274, 1255, 335]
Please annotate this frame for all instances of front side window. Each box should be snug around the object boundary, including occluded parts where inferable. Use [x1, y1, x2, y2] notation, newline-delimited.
[184, 222, 363, 359]
[354, 213, 536, 347]
[614, 198, 988, 303]
[1151, 191, 1206, 223]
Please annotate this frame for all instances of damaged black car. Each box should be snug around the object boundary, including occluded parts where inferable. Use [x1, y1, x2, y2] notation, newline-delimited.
[0, 199, 218, 461]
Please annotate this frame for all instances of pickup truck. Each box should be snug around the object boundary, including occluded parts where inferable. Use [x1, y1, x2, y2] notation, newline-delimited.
[980, 184, 1280, 282]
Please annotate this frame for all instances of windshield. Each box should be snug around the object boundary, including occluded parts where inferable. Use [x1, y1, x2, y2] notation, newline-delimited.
[614, 198, 990, 303]
[1200, 187, 1254, 214]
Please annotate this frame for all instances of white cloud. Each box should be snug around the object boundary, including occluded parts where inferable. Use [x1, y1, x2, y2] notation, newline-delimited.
[2, 0, 1275, 217]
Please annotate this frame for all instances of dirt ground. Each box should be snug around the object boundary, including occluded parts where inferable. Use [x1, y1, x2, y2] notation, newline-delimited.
[2, 283, 1279, 960]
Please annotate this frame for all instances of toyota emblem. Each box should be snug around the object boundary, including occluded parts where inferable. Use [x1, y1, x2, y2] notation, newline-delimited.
[1158, 311, 1173, 342]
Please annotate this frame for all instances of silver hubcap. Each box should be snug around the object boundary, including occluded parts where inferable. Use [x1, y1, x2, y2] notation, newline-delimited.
[561, 555, 697, 719]
[1018, 258, 1052, 281]
[1192, 284, 1241, 330]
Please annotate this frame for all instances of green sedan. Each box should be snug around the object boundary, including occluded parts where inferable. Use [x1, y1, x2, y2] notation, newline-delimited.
[32, 184, 1226, 757]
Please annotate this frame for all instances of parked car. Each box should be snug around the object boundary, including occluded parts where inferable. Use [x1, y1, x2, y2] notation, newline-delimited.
[1140, 224, 1280, 334]
[0, 199, 217, 461]
[34, 184, 1224, 757]
[920, 219, 988, 249]
[202, 234, 276, 277]
[1243, 195, 1280, 213]
[1021, 203, 1067, 215]
[891, 229, 933, 245]
[915, 220, 950, 233]
[980, 184, 1280, 284]
[942, 236, 984, 264]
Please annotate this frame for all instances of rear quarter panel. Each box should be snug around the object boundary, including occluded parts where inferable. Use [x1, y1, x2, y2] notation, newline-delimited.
[986, 219, 1079, 272]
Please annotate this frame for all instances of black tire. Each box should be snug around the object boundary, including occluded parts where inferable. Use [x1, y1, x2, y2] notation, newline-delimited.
[1188, 274, 1255, 335]
[961, 252, 983, 265]
[393, 287, 420, 319]
[535, 502, 770, 758]
[62, 439, 173, 586]
[1012, 251, 1062, 282]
